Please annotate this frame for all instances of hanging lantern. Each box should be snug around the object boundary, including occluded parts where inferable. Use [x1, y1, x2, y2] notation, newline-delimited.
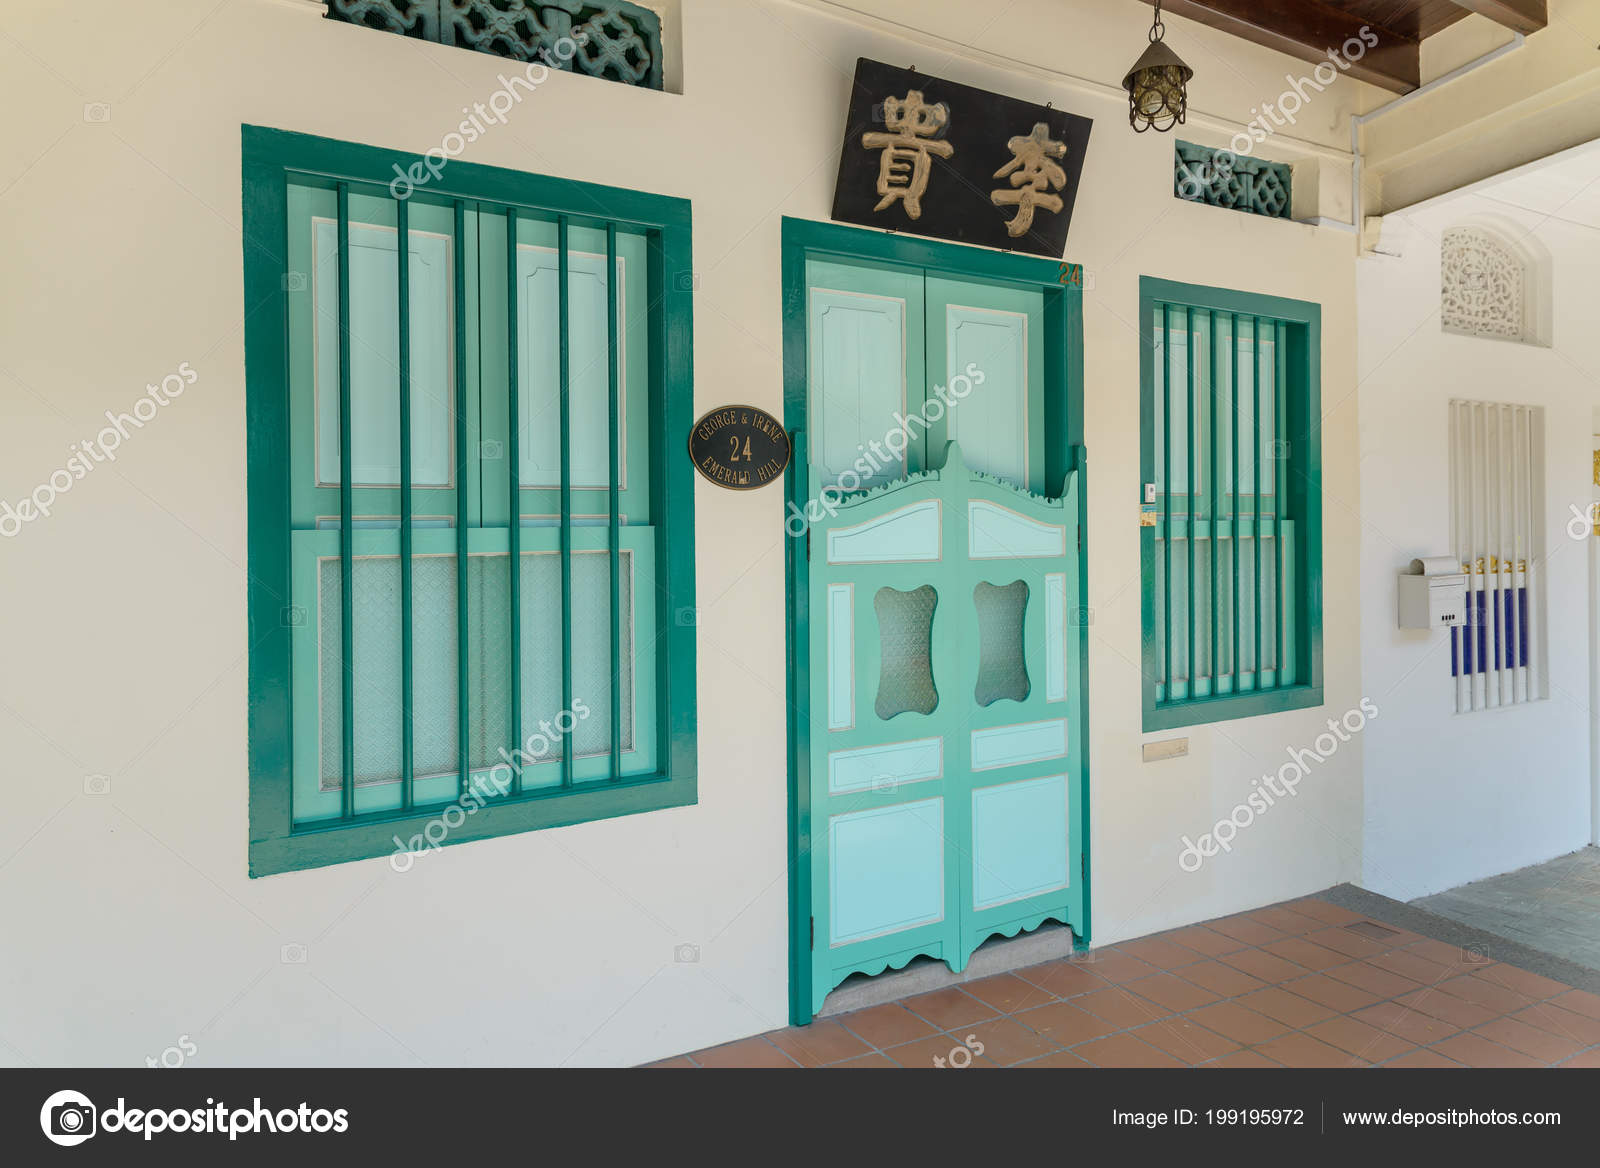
[1123, 0, 1193, 133]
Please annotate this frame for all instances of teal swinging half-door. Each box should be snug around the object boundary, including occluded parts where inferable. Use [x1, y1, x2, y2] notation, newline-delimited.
[786, 222, 1087, 1020]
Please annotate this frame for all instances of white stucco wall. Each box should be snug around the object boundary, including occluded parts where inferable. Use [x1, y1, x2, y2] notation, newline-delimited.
[1357, 150, 1599, 901]
[0, 0, 1364, 1067]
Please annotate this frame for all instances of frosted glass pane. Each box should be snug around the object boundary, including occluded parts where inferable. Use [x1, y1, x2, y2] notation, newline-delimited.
[314, 221, 453, 487]
[974, 580, 1029, 706]
[875, 585, 938, 720]
[319, 554, 460, 790]
[515, 551, 634, 766]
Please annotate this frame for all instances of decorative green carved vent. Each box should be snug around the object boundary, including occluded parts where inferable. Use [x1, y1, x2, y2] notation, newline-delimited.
[1174, 142, 1291, 220]
[324, 1, 664, 90]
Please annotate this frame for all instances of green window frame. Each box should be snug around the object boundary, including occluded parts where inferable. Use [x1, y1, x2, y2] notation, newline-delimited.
[1140, 277, 1322, 731]
[244, 125, 696, 877]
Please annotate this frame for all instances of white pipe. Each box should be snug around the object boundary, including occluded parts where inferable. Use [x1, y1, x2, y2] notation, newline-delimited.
[1352, 33, 1525, 245]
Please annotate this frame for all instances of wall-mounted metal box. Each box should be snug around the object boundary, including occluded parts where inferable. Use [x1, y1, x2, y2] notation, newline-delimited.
[1399, 557, 1467, 630]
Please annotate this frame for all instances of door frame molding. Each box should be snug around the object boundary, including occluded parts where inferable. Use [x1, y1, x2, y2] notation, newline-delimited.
[781, 217, 1089, 1025]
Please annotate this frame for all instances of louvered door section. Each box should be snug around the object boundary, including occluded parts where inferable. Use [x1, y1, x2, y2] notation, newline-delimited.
[1449, 399, 1545, 712]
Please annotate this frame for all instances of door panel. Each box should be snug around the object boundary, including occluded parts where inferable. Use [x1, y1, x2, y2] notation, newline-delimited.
[926, 277, 1045, 493]
[807, 259, 926, 490]
[808, 440, 1081, 1013]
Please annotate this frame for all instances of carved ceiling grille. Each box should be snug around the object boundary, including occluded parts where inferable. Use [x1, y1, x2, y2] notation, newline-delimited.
[1441, 226, 1529, 343]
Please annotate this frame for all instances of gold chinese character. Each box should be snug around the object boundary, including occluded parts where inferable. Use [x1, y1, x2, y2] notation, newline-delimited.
[861, 91, 954, 220]
[991, 123, 1068, 237]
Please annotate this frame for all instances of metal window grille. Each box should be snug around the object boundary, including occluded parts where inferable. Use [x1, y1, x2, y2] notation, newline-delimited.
[1449, 399, 1544, 711]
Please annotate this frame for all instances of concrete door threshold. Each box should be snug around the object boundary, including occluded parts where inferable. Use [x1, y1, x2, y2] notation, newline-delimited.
[818, 922, 1082, 1018]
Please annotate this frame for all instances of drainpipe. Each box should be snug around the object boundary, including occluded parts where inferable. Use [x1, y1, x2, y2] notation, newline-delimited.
[1350, 33, 1526, 247]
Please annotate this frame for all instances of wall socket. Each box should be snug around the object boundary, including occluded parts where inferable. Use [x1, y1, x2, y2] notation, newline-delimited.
[1142, 737, 1189, 763]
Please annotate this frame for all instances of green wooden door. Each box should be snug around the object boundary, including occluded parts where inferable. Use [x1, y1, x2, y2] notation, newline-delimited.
[804, 260, 1083, 1015]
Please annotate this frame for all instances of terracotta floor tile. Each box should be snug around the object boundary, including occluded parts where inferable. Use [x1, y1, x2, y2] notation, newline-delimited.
[1017, 1048, 1093, 1067]
[1430, 1031, 1543, 1068]
[1014, 1000, 1121, 1046]
[1073, 1031, 1186, 1068]
[901, 986, 996, 1031]
[1080, 949, 1159, 985]
[835, 1003, 938, 1049]
[693, 1036, 801, 1068]
[1352, 1001, 1460, 1046]
[1072, 985, 1174, 1028]
[1283, 898, 1366, 925]
[1203, 1049, 1284, 1068]
[1116, 936, 1206, 969]
[643, 1056, 697, 1068]
[1162, 925, 1248, 957]
[964, 1016, 1063, 1066]
[1472, 1016, 1583, 1063]
[1246, 906, 1328, 935]
[768, 1020, 872, 1066]
[1306, 925, 1390, 960]
[1322, 960, 1423, 999]
[1406, 938, 1478, 969]
[1558, 1047, 1600, 1067]
[1513, 1002, 1600, 1047]
[826, 1052, 899, 1068]
[1220, 947, 1309, 984]
[1256, 1030, 1367, 1068]
[1132, 1017, 1242, 1064]
[1180, 959, 1268, 997]
[1284, 973, 1382, 1013]
[1550, 989, 1600, 1021]
[1125, 971, 1221, 1012]
[1436, 974, 1535, 1014]
[1208, 916, 1288, 947]
[1474, 963, 1571, 1001]
[1262, 937, 1351, 972]
[883, 1033, 994, 1069]
[1382, 1047, 1464, 1068]
[1187, 1000, 1293, 1045]
[959, 972, 1056, 1014]
[1369, 949, 1455, 987]
[1304, 1015, 1415, 1063]
[1014, 958, 1110, 1000]
[1240, 986, 1340, 1028]
[1394, 988, 1498, 1030]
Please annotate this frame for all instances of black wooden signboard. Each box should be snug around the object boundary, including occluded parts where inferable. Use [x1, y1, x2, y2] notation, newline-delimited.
[689, 405, 791, 491]
[831, 58, 1093, 258]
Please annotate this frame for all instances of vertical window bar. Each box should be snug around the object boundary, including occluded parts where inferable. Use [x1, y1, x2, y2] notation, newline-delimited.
[1162, 304, 1172, 697]
[1252, 315, 1262, 685]
[454, 200, 470, 796]
[1275, 319, 1287, 683]
[606, 223, 622, 781]
[559, 215, 574, 788]
[397, 197, 414, 812]
[1210, 308, 1219, 697]
[506, 208, 523, 794]
[1186, 306, 1197, 700]
[336, 183, 355, 822]
[1231, 313, 1241, 690]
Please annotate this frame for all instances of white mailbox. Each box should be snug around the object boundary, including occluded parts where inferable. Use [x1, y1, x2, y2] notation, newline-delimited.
[1398, 556, 1467, 630]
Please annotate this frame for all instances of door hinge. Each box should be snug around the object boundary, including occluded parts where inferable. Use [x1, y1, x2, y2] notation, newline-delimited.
[806, 529, 811, 561]
[1081, 853, 1087, 879]
[810, 917, 815, 950]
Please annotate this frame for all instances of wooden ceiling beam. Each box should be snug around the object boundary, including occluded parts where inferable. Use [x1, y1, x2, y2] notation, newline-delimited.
[1136, 0, 1422, 93]
[1443, 0, 1546, 35]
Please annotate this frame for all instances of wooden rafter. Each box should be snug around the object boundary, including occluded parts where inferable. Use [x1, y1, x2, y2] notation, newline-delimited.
[1136, 0, 1422, 93]
[1444, 0, 1546, 34]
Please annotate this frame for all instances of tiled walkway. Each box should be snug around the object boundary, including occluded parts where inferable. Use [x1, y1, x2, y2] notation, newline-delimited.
[656, 896, 1600, 1067]
[1416, 847, 1600, 973]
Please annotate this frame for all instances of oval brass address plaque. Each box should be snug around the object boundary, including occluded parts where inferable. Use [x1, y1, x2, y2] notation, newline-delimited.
[688, 405, 791, 491]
